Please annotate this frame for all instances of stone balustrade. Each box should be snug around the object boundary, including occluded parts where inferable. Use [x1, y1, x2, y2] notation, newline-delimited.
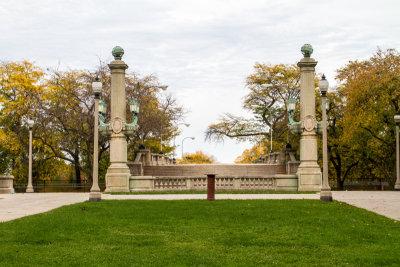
[133, 148, 175, 167]
[260, 148, 300, 174]
[128, 147, 301, 192]
[130, 175, 297, 191]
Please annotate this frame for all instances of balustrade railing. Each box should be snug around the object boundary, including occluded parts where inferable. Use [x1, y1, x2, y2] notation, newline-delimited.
[152, 176, 277, 190]
[133, 148, 175, 166]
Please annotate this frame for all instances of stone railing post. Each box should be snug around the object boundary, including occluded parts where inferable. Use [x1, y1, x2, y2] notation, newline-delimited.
[140, 148, 151, 166]
[186, 177, 192, 190]
[279, 150, 285, 164]
[233, 177, 241, 189]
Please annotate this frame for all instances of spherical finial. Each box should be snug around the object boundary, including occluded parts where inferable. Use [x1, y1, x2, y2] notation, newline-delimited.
[301, 44, 313, 57]
[112, 46, 124, 60]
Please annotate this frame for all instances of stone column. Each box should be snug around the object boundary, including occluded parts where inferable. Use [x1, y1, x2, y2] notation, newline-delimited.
[105, 47, 131, 192]
[296, 44, 322, 191]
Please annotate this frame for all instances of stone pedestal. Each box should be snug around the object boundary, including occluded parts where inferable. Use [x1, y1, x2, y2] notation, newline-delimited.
[105, 56, 131, 192]
[140, 148, 152, 166]
[0, 175, 15, 194]
[296, 54, 322, 191]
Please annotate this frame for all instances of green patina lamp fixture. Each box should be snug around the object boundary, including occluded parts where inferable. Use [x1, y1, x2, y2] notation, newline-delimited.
[98, 100, 108, 125]
[126, 98, 140, 127]
[301, 44, 313, 57]
[287, 97, 301, 134]
[286, 98, 297, 124]
[98, 99, 110, 136]
[129, 98, 140, 114]
[125, 98, 140, 136]
[112, 46, 124, 60]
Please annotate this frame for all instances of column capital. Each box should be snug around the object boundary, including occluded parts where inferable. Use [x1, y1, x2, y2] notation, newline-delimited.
[108, 60, 128, 71]
[297, 57, 317, 69]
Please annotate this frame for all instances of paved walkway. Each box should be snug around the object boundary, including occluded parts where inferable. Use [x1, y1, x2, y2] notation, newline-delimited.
[0, 193, 89, 222]
[0, 191, 399, 222]
[331, 191, 400, 221]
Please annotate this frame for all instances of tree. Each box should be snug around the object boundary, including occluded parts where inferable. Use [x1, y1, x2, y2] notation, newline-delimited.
[0, 60, 185, 184]
[314, 90, 360, 190]
[234, 141, 267, 163]
[206, 63, 301, 151]
[37, 65, 184, 183]
[0, 61, 63, 183]
[335, 48, 400, 187]
[179, 151, 216, 164]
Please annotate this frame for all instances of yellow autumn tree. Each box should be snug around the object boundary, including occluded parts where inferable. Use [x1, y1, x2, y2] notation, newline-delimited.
[0, 61, 64, 182]
[0, 61, 184, 184]
[335, 48, 400, 187]
[234, 140, 281, 163]
[179, 150, 216, 164]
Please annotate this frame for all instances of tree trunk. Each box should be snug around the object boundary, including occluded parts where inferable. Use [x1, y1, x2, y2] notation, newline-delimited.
[75, 164, 81, 184]
[338, 178, 344, 190]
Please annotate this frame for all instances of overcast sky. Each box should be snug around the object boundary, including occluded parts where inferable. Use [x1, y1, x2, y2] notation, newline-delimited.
[1, 0, 399, 162]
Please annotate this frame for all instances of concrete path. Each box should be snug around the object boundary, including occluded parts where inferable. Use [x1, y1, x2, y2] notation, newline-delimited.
[0, 193, 89, 222]
[332, 191, 400, 221]
[0, 191, 399, 222]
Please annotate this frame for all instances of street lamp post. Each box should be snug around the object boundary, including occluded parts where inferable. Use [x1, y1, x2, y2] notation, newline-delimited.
[319, 74, 332, 202]
[160, 134, 164, 153]
[270, 126, 273, 153]
[394, 114, 400, 190]
[173, 123, 190, 160]
[89, 77, 102, 202]
[181, 137, 195, 159]
[26, 118, 34, 193]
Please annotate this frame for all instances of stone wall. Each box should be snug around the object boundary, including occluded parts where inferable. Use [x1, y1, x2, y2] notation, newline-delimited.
[143, 164, 286, 177]
[130, 175, 298, 191]
[127, 147, 300, 191]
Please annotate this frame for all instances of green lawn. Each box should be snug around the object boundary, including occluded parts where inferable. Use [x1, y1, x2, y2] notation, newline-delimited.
[107, 190, 316, 195]
[0, 200, 399, 266]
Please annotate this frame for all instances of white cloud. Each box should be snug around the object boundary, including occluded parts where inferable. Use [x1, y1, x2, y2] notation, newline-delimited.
[1, 0, 399, 162]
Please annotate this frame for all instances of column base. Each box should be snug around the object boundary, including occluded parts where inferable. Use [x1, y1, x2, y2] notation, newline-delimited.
[297, 167, 322, 191]
[26, 187, 34, 193]
[320, 190, 333, 202]
[89, 191, 101, 202]
[394, 183, 400, 190]
[105, 166, 131, 192]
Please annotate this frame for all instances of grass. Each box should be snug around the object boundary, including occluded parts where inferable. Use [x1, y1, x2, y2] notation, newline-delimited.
[0, 200, 399, 266]
[107, 190, 316, 195]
